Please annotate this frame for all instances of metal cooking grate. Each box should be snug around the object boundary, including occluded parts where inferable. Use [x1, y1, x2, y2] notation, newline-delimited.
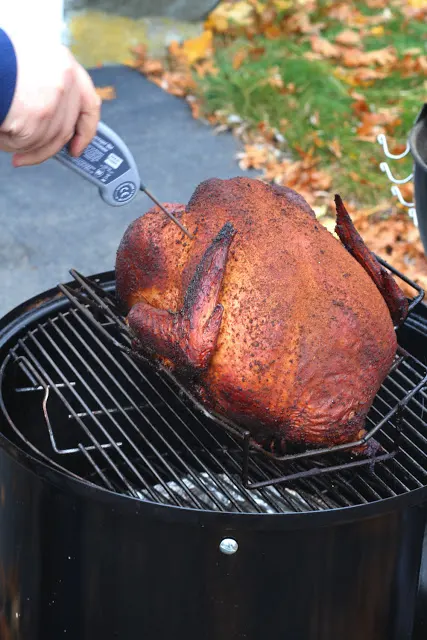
[0, 269, 427, 513]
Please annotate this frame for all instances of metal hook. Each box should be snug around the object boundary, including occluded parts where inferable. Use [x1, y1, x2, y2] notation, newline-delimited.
[408, 207, 419, 228]
[390, 185, 415, 207]
[377, 133, 410, 160]
[380, 162, 413, 184]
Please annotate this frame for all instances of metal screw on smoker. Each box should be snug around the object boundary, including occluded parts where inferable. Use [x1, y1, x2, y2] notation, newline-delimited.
[219, 538, 239, 555]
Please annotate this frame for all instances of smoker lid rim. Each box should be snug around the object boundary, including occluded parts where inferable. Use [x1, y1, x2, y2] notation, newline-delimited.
[1, 271, 427, 528]
[0, 270, 117, 346]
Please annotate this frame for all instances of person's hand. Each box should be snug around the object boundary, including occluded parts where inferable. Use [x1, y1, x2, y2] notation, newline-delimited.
[0, 35, 101, 167]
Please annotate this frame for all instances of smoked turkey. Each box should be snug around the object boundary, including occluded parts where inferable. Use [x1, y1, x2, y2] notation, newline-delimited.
[115, 177, 408, 448]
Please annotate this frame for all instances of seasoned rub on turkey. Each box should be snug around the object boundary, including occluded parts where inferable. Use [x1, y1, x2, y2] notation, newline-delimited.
[116, 177, 408, 449]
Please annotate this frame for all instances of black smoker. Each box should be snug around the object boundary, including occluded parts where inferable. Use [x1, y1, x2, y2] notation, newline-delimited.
[409, 103, 427, 254]
[0, 263, 426, 640]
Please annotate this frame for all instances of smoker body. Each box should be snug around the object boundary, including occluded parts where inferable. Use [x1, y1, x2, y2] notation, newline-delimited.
[410, 104, 427, 254]
[0, 438, 426, 640]
[0, 274, 427, 640]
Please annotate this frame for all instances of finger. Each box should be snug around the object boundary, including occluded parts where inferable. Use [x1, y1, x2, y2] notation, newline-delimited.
[13, 90, 81, 167]
[68, 65, 101, 157]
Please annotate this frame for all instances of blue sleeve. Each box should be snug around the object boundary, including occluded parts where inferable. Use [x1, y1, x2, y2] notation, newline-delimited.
[0, 28, 17, 126]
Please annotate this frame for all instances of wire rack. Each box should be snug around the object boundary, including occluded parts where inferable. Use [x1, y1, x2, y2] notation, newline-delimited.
[0, 266, 426, 507]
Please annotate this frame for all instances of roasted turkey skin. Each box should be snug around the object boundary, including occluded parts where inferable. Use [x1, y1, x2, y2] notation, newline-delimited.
[116, 177, 407, 448]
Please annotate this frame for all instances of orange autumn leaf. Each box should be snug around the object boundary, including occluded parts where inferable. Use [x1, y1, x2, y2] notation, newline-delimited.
[232, 49, 248, 69]
[353, 67, 388, 82]
[205, 0, 254, 33]
[264, 24, 282, 39]
[339, 45, 397, 68]
[168, 39, 188, 64]
[142, 59, 164, 75]
[310, 170, 332, 190]
[362, 46, 397, 67]
[237, 144, 273, 170]
[181, 29, 213, 63]
[187, 96, 202, 120]
[352, 99, 370, 117]
[310, 35, 340, 58]
[95, 86, 116, 101]
[194, 59, 219, 77]
[335, 29, 361, 47]
[327, 3, 366, 26]
[285, 12, 317, 35]
[399, 53, 427, 76]
[356, 109, 400, 141]
[366, 0, 388, 7]
[329, 138, 342, 158]
[248, 45, 266, 60]
[304, 51, 323, 62]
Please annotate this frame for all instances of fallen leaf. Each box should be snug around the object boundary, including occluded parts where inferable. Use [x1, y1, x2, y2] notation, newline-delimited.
[285, 12, 318, 35]
[356, 108, 400, 141]
[259, 6, 277, 27]
[366, 0, 388, 7]
[369, 25, 385, 36]
[187, 96, 201, 119]
[267, 66, 284, 88]
[349, 89, 366, 101]
[264, 24, 282, 39]
[304, 51, 323, 62]
[249, 45, 266, 60]
[335, 29, 361, 47]
[399, 52, 427, 76]
[273, 0, 293, 10]
[194, 59, 219, 77]
[329, 138, 342, 158]
[310, 35, 340, 58]
[362, 46, 397, 67]
[352, 99, 370, 117]
[142, 59, 164, 75]
[205, 1, 254, 32]
[232, 49, 248, 69]
[310, 170, 332, 190]
[327, 3, 366, 26]
[168, 40, 190, 68]
[180, 30, 213, 64]
[237, 143, 273, 170]
[95, 86, 116, 101]
[353, 67, 388, 82]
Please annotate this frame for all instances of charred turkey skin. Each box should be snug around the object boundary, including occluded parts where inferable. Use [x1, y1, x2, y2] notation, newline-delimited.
[116, 177, 407, 448]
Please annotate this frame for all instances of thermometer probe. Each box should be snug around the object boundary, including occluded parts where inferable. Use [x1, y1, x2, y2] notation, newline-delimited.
[54, 121, 192, 239]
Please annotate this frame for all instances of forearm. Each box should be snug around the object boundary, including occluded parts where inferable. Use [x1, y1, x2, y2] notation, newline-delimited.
[0, 29, 17, 126]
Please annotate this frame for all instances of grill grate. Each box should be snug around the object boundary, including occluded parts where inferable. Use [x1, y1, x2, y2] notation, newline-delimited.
[0, 269, 427, 514]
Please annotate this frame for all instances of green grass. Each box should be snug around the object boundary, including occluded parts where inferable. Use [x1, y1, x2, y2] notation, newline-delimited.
[196, 5, 427, 205]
